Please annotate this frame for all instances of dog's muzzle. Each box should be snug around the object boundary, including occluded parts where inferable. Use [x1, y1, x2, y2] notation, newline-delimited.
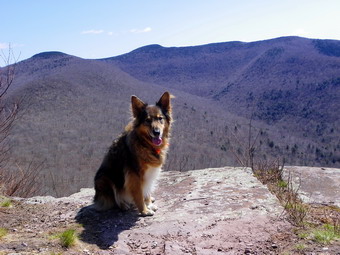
[151, 128, 162, 146]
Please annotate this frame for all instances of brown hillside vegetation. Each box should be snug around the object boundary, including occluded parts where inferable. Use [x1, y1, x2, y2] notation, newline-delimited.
[3, 36, 340, 197]
[108, 36, 340, 165]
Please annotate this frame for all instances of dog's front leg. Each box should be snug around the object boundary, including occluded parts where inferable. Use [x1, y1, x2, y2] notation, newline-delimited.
[145, 196, 158, 211]
[127, 173, 155, 216]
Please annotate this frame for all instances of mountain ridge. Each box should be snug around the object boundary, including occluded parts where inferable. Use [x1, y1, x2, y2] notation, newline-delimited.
[105, 36, 340, 164]
[4, 36, 340, 197]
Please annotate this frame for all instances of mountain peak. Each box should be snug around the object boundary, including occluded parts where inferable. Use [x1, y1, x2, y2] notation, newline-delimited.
[32, 51, 69, 59]
[132, 44, 164, 52]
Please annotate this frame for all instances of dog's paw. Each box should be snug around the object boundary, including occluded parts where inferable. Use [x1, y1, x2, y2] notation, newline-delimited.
[148, 203, 158, 211]
[150, 196, 156, 203]
[140, 209, 155, 217]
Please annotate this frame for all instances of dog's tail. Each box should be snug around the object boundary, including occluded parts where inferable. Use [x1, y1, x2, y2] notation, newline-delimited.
[93, 177, 117, 211]
[93, 192, 116, 211]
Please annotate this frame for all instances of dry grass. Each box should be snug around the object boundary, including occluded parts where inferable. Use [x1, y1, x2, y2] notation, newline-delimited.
[251, 157, 340, 252]
[252, 159, 309, 227]
[0, 161, 43, 197]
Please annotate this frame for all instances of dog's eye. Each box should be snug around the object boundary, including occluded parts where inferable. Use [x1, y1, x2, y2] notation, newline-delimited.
[158, 117, 163, 121]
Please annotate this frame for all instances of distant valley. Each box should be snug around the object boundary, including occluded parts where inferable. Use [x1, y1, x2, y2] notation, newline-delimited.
[4, 36, 340, 196]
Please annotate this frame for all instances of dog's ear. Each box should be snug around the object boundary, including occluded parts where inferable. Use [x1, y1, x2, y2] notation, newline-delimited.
[156, 92, 171, 114]
[131, 96, 146, 118]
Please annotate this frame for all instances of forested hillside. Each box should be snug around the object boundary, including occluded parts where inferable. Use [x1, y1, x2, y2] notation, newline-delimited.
[3, 37, 340, 196]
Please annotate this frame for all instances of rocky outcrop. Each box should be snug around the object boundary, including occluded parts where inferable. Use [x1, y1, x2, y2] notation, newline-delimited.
[76, 167, 291, 254]
[4, 165, 340, 254]
[285, 166, 340, 207]
[1, 167, 295, 254]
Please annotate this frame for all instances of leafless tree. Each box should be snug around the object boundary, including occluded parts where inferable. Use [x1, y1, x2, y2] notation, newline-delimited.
[0, 45, 26, 194]
[227, 112, 260, 170]
[0, 46, 43, 197]
[0, 45, 18, 169]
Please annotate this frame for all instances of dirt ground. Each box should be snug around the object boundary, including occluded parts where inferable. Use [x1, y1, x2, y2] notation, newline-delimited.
[0, 167, 339, 254]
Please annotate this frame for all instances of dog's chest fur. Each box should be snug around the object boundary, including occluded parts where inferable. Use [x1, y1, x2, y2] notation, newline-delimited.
[143, 165, 161, 197]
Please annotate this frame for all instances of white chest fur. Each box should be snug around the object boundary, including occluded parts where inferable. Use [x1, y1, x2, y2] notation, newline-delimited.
[143, 166, 161, 197]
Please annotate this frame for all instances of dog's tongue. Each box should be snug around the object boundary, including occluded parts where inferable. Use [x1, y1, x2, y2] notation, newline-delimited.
[152, 137, 163, 146]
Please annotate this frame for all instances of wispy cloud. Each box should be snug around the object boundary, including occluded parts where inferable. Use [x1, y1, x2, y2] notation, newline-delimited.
[81, 29, 104, 35]
[107, 31, 119, 36]
[81, 27, 152, 36]
[130, 27, 152, 34]
[0, 43, 9, 49]
[0, 43, 24, 49]
[291, 28, 311, 37]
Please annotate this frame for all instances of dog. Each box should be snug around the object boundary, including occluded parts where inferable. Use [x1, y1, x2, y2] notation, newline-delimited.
[94, 92, 172, 216]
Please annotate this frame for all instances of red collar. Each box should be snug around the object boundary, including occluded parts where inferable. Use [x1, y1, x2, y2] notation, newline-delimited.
[154, 143, 169, 155]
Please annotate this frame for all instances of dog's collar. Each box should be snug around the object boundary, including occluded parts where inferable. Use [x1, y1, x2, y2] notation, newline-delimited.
[154, 148, 161, 155]
[153, 143, 169, 155]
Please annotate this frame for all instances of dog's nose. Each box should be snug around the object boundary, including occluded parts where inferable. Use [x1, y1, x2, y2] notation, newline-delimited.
[153, 128, 161, 137]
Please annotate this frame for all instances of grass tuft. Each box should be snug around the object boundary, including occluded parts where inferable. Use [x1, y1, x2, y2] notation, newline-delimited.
[277, 180, 288, 188]
[0, 197, 12, 207]
[0, 228, 8, 239]
[297, 232, 309, 239]
[58, 229, 78, 248]
[294, 243, 306, 250]
[312, 224, 340, 244]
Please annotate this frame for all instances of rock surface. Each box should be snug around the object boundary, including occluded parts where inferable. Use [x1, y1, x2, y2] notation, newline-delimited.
[75, 167, 291, 254]
[2, 166, 339, 254]
[284, 166, 340, 207]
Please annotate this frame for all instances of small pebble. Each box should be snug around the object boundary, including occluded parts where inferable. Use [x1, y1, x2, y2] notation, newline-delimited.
[151, 241, 158, 249]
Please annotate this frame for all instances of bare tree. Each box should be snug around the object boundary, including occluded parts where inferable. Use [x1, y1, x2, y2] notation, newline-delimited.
[0, 46, 43, 197]
[0, 45, 21, 195]
[0, 45, 18, 168]
[227, 114, 260, 170]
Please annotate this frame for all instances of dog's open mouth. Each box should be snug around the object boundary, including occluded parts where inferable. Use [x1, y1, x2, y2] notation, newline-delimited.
[152, 137, 163, 146]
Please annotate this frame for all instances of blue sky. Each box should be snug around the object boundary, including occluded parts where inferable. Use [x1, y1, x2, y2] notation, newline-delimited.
[1, 0, 340, 62]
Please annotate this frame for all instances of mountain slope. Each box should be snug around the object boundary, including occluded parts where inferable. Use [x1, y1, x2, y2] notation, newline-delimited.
[6, 53, 258, 196]
[4, 37, 340, 197]
[104, 36, 340, 166]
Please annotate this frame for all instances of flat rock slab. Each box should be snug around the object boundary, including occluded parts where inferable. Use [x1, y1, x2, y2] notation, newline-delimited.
[284, 166, 340, 207]
[2, 167, 291, 254]
[74, 167, 290, 254]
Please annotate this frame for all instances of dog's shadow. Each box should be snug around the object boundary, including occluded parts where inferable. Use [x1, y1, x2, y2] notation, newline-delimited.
[75, 205, 139, 249]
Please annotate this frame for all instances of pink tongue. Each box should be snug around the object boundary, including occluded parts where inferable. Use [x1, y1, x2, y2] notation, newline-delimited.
[152, 137, 163, 146]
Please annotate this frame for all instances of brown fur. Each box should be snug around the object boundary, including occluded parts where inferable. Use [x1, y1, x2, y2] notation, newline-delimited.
[94, 92, 172, 216]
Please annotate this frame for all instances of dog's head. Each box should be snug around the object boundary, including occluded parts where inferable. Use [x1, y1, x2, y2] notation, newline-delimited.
[131, 92, 172, 147]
